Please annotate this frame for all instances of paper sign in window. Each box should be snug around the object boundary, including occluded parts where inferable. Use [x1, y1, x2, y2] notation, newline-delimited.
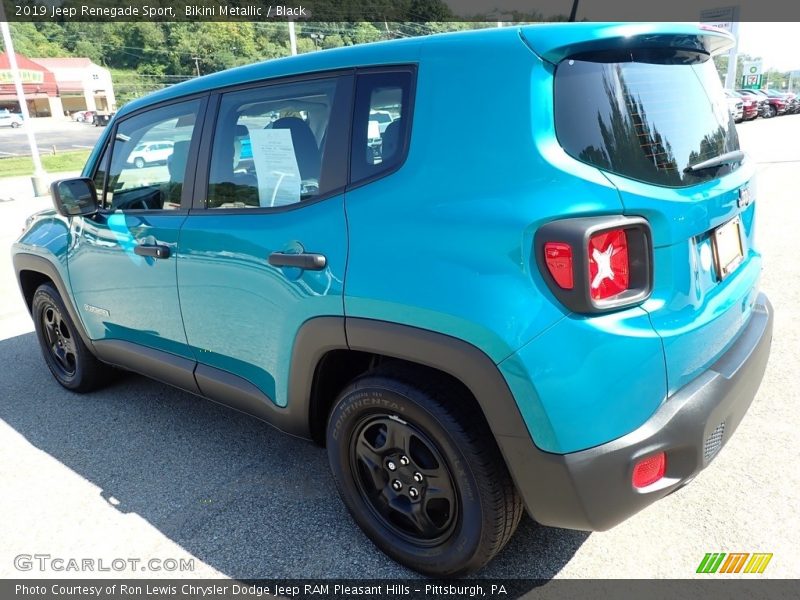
[249, 128, 301, 207]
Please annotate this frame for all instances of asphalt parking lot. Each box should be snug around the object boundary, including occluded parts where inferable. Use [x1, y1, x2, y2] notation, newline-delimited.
[0, 118, 103, 157]
[0, 115, 798, 582]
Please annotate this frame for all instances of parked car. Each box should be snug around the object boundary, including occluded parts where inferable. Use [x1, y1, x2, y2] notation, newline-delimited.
[73, 110, 95, 123]
[725, 90, 757, 121]
[92, 112, 115, 127]
[125, 140, 174, 168]
[764, 89, 797, 114]
[737, 91, 760, 120]
[0, 109, 22, 128]
[12, 23, 773, 576]
[722, 90, 744, 122]
[738, 89, 786, 117]
[736, 89, 772, 118]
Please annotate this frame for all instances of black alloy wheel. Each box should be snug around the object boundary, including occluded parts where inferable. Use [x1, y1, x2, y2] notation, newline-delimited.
[40, 302, 77, 378]
[32, 283, 110, 392]
[350, 413, 458, 546]
[327, 363, 523, 576]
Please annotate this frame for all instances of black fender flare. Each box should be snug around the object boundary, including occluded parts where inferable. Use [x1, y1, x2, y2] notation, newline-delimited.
[12, 252, 97, 353]
[290, 316, 587, 527]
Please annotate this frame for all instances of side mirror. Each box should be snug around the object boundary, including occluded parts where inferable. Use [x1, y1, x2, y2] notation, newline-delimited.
[51, 178, 99, 217]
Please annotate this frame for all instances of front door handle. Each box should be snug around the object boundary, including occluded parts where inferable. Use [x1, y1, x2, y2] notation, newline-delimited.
[134, 244, 171, 259]
[268, 251, 327, 271]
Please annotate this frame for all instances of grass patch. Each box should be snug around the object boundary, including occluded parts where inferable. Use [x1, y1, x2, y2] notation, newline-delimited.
[0, 150, 91, 178]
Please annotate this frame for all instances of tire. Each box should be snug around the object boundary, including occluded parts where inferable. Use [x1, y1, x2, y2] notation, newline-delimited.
[134, 157, 145, 169]
[769, 105, 777, 118]
[11, 122, 20, 128]
[326, 363, 523, 576]
[32, 283, 108, 392]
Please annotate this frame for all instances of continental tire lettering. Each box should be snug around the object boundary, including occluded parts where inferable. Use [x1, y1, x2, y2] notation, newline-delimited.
[331, 390, 405, 441]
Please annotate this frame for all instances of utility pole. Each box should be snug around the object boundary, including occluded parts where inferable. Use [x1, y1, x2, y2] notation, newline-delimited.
[569, 0, 580, 21]
[288, 21, 297, 56]
[191, 56, 201, 77]
[0, 17, 48, 196]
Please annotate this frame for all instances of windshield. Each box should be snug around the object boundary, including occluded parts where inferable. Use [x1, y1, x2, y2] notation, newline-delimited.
[554, 49, 740, 187]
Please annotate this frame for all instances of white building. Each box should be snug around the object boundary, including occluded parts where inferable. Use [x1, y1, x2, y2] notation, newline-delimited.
[30, 57, 116, 116]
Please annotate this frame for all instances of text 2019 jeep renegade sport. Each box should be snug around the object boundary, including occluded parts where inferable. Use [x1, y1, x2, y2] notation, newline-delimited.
[12, 23, 773, 576]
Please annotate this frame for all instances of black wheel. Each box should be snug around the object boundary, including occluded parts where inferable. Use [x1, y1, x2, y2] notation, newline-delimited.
[327, 364, 522, 576]
[134, 157, 145, 169]
[11, 122, 20, 128]
[32, 283, 107, 392]
[769, 105, 778, 118]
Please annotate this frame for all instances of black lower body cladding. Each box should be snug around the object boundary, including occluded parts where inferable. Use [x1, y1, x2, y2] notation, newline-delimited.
[514, 293, 773, 531]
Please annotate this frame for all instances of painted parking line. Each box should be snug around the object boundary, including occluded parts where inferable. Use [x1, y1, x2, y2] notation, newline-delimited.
[72, 145, 94, 149]
[0, 151, 17, 156]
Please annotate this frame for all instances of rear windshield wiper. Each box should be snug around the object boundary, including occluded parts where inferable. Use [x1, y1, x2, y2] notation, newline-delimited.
[684, 150, 745, 174]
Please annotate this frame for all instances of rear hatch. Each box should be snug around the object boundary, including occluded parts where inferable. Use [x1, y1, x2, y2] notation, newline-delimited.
[524, 24, 761, 395]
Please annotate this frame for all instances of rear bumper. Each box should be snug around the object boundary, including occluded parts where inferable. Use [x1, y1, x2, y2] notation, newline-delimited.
[743, 107, 758, 119]
[516, 292, 773, 531]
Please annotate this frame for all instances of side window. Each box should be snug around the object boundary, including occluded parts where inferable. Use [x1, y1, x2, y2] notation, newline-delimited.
[350, 70, 413, 185]
[207, 77, 340, 209]
[103, 99, 201, 211]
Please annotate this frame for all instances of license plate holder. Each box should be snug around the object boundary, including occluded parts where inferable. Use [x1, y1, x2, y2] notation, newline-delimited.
[712, 216, 744, 280]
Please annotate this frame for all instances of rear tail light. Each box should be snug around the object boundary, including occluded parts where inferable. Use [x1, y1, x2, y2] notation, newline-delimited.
[588, 228, 629, 300]
[535, 216, 652, 313]
[632, 452, 666, 488]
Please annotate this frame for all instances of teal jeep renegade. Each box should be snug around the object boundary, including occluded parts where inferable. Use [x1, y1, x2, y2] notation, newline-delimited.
[12, 23, 773, 575]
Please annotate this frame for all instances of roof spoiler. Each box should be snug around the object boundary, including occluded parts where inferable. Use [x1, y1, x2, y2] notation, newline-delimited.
[520, 22, 735, 64]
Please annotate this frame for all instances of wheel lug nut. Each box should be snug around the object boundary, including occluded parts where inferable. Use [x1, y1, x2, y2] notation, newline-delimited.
[413, 472, 423, 483]
[391, 479, 402, 491]
[399, 455, 410, 466]
[409, 487, 419, 499]
[386, 461, 397, 471]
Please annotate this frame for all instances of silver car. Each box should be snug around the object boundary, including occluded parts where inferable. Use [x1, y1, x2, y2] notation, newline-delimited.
[0, 110, 23, 128]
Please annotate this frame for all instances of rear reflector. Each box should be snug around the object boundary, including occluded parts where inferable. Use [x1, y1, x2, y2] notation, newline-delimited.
[588, 228, 629, 300]
[544, 242, 574, 289]
[632, 452, 666, 488]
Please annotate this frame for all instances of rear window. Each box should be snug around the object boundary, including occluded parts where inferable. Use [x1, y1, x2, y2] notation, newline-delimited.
[554, 49, 740, 187]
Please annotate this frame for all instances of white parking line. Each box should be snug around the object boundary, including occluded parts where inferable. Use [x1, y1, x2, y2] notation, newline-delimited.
[0, 151, 17, 156]
[72, 145, 93, 149]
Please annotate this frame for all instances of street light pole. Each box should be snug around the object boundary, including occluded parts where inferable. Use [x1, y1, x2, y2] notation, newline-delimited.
[723, 20, 740, 91]
[309, 33, 325, 50]
[288, 21, 297, 56]
[0, 17, 48, 196]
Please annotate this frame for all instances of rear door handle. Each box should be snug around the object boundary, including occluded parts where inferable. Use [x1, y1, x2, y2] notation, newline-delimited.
[268, 252, 327, 271]
[134, 244, 171, 259]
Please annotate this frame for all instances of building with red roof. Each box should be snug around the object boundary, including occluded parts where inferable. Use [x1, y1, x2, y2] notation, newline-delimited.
[0, 52, 115, 118]
[0, 51, 59, 117]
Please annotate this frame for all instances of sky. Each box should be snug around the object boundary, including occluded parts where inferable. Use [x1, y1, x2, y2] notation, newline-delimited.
[737, 23, 800, 72]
